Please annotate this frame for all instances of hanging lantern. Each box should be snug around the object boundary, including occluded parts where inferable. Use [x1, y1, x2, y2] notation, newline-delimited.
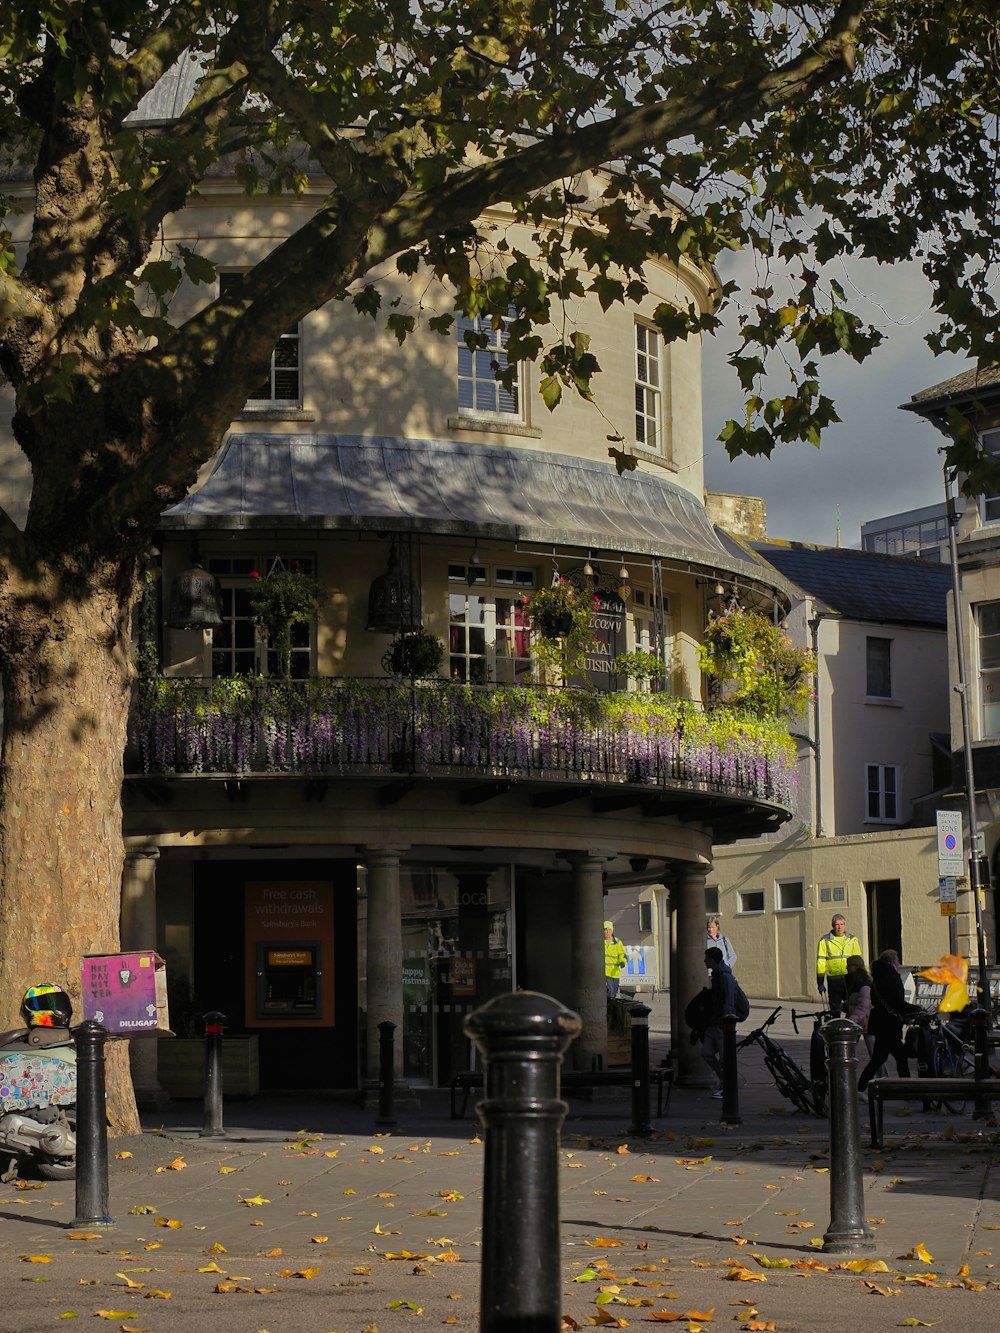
[366, 539, 419, 632]
[166, 553, 224, 629]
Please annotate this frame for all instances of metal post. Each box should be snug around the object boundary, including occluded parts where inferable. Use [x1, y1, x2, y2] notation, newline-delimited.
[200, 1010, 226, 1138]
[628, 1003, 651, 1136]
[821, 1019, 875, 1253]
[375, 1020, 397, 1128]
[70, 1020, 113, 1228]
[466, 991, 581, 1333]
[972, 1006, 991, 1119]
[720, 1014, 741, 1125]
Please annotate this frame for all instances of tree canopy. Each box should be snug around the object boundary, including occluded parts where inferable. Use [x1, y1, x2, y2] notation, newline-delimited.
[1, 0, 998, 539]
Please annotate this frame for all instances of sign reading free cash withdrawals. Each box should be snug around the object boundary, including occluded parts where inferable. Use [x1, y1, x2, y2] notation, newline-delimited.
[936, 810, 965, 877]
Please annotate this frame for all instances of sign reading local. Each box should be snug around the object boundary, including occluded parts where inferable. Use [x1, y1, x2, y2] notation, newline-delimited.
[936, 810, 965, 876]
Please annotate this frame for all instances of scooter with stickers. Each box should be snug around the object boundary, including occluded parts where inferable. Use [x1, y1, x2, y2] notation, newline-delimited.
[0, 984, 77, 1181]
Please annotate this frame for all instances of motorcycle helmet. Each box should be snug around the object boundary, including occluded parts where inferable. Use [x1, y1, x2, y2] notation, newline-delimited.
[21, 983, 73, 1028]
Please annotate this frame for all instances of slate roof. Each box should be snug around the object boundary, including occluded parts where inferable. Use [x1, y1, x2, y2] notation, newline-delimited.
[905, 365, 1000, 409]
[753, 541, 951, 628]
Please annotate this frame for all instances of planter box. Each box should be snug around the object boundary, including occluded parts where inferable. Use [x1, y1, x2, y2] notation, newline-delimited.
[157, 1036, 260, 1099]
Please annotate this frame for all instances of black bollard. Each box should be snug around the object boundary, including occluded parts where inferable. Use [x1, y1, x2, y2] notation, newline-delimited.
[821, 1018, 875, 1253]
[720, 1014, 741, 1125]
[971, 1006, 991, 1119]
[375, 1020, 397, 1128]
[627, 1003, 652, 1136]
[465, 991, 581, 1333]
[200, 1010, 227, 1138]
[70, 1020, 113, 1228]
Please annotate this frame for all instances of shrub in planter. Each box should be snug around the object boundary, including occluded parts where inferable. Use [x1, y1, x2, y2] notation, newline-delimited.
[382, 628, 444, 678]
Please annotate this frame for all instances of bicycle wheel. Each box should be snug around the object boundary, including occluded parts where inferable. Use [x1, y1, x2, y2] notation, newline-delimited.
[765, 1052, 816, 1115]
[933, 1042, 971, 1114]
[809, 1027, 828, 1114]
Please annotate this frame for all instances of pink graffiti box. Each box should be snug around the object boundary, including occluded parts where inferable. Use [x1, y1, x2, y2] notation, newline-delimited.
[81, 952, 171, 1036]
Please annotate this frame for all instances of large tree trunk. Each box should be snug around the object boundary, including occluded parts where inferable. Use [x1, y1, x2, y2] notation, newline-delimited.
[0, 584, 140, 1135]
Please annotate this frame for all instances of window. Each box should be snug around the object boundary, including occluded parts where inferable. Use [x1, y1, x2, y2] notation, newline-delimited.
[776, 879, 805, 911]
[704, 884, 720, 915]
[981, 430, 1000, 522]
[820, 885, 847, 904]
[637, 901, 653, 933]
[631, 588, 672, 690]
[447, 565, 533, 683]
[737, 889, 765, 914]
[866, 636, 892, 698]
[634, 322, 663, 450]
[457, 311, 521, 417]
[219, 272, 301, 407]
[866, 763, 900, 823]
[978, 601, 1000, 738]
[207, 554, 316, 679]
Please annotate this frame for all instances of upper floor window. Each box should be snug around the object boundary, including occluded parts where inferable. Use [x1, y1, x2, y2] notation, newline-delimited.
[866, 636, 892, 698]
[977, 600, 1000, 738]
[457, 311, 521, 418]
[219, 272, 301, 407]
[447, 564, 533, 683]
[634, 322, 663, 451]
[630, 587, 672, 691]
[207, 554, 316, 679]
[981, 430, 1000, 523]
[866, 762, 900, 823]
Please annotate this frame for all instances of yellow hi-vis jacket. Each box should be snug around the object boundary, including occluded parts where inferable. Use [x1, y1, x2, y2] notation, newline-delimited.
[816, 930, 862, 979]
[605, 934, 627, 979]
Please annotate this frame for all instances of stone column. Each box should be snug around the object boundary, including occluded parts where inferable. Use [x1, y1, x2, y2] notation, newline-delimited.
[567, 853, 612, 1072]
[121, 846, 167, 1110]
[674, 861, 714, 1087]
[364, 847, 409, 1087]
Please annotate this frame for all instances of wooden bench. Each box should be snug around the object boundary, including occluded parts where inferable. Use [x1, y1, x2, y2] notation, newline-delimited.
[867, 1077, 1000, 1147]
[450, 1064, 673, 1120]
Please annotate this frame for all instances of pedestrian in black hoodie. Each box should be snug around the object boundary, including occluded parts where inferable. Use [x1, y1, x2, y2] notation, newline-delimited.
[857, 949, 922, 1091]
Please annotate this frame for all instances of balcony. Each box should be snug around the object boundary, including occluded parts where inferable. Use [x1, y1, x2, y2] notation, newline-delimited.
[129, 677, 796, 809]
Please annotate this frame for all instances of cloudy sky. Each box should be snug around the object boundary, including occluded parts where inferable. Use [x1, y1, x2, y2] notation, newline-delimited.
[700, 252, 971, 548]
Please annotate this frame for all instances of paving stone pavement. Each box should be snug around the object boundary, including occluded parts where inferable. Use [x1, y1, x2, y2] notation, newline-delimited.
[0, 999, 996, 1332]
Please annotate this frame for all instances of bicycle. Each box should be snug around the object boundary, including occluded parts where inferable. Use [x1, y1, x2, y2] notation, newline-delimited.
[737, 1006, 822, 1115]
[907, 1008, 985, 1114]
[791, 1006, 838, 1115]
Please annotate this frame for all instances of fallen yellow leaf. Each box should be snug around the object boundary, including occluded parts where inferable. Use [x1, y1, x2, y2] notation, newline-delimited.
[115, 1151, 133, 1160]
[278, 1267, 321, 1279]
[154, 1218, 182, 1228]
[240, 1194, 270, 1206]
[19, 1255, 53, 1263]
[587, 1238, 625, 1248]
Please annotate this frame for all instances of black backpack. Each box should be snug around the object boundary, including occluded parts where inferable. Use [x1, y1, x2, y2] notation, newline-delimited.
[732, 981, 751, 1023]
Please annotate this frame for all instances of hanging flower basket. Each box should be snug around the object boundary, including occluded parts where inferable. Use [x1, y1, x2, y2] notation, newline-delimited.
[382, 628, 444, 679]
[249, 560, 326, 680]
[520, 579, 599, 641]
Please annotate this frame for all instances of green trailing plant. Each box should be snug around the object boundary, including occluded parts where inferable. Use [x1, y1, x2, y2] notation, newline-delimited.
[382, 627, 444, 679]
[697, 605, 814, 721]
[520, 578, 600, 682]
[610, 648, 664, 687]
[249, 560, 326, 680]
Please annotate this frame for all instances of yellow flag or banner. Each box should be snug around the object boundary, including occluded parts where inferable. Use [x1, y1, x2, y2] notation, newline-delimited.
[916, 954, 970, 1013]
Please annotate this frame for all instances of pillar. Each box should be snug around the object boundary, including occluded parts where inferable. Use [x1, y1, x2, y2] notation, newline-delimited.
[568, 852, 612, 1072]
[364, 847, 408, 1085]
[122, 846, 167, 1110]
[674, 862, 714, 1087]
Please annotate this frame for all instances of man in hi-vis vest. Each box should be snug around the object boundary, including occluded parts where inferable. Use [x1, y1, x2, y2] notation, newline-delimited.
[816, 913, 863, 1015]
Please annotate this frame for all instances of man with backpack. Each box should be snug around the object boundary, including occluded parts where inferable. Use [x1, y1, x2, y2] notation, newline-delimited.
[693, 945, 749, 1098]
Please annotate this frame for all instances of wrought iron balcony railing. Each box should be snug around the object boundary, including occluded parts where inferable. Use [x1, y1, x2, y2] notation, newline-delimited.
[130, 676, 796, 807]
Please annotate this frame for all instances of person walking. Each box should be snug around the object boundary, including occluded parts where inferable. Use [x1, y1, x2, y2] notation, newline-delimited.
[699, 945, 738, 1099]
[844, 953, 881, 1074]
[604, 920, 627, 998]
[858, 949, 923, 1091]
[705, 916, 736, 969]
[816, 913, 863, 1015]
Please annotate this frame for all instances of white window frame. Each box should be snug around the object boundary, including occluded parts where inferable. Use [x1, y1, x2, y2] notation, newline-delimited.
[775, 878, 805, 911]
[865, 635, 892, 699]
[457, 311, 522, 419]
[865, 762, 900, 824]
[981, 430, 1000, 523]
[630, 588, 671, 691]
[447, 564, 534, 683]
[219, 271, 302, 408]
[737, 889, 765, 915]
[977, 600, 1000, 739]
[206, 553, 316, 679]
[634, 321, 664, 452]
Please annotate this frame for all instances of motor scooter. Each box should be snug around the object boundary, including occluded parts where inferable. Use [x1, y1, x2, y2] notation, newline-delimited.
[0, 1025, 76, 1180]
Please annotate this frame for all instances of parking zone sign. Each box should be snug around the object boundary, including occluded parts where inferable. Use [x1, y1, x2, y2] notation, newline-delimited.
[936, 810, 965, 877]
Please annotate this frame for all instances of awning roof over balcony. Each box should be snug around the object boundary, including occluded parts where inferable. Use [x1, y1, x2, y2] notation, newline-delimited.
[161, 434, 789, 592]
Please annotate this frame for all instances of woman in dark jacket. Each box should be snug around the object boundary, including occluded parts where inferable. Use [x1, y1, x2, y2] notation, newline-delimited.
[858, 949, 922, 1091]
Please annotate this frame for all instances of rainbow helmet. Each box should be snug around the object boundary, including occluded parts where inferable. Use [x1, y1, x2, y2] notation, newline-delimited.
[21, 983, 73, 1028]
